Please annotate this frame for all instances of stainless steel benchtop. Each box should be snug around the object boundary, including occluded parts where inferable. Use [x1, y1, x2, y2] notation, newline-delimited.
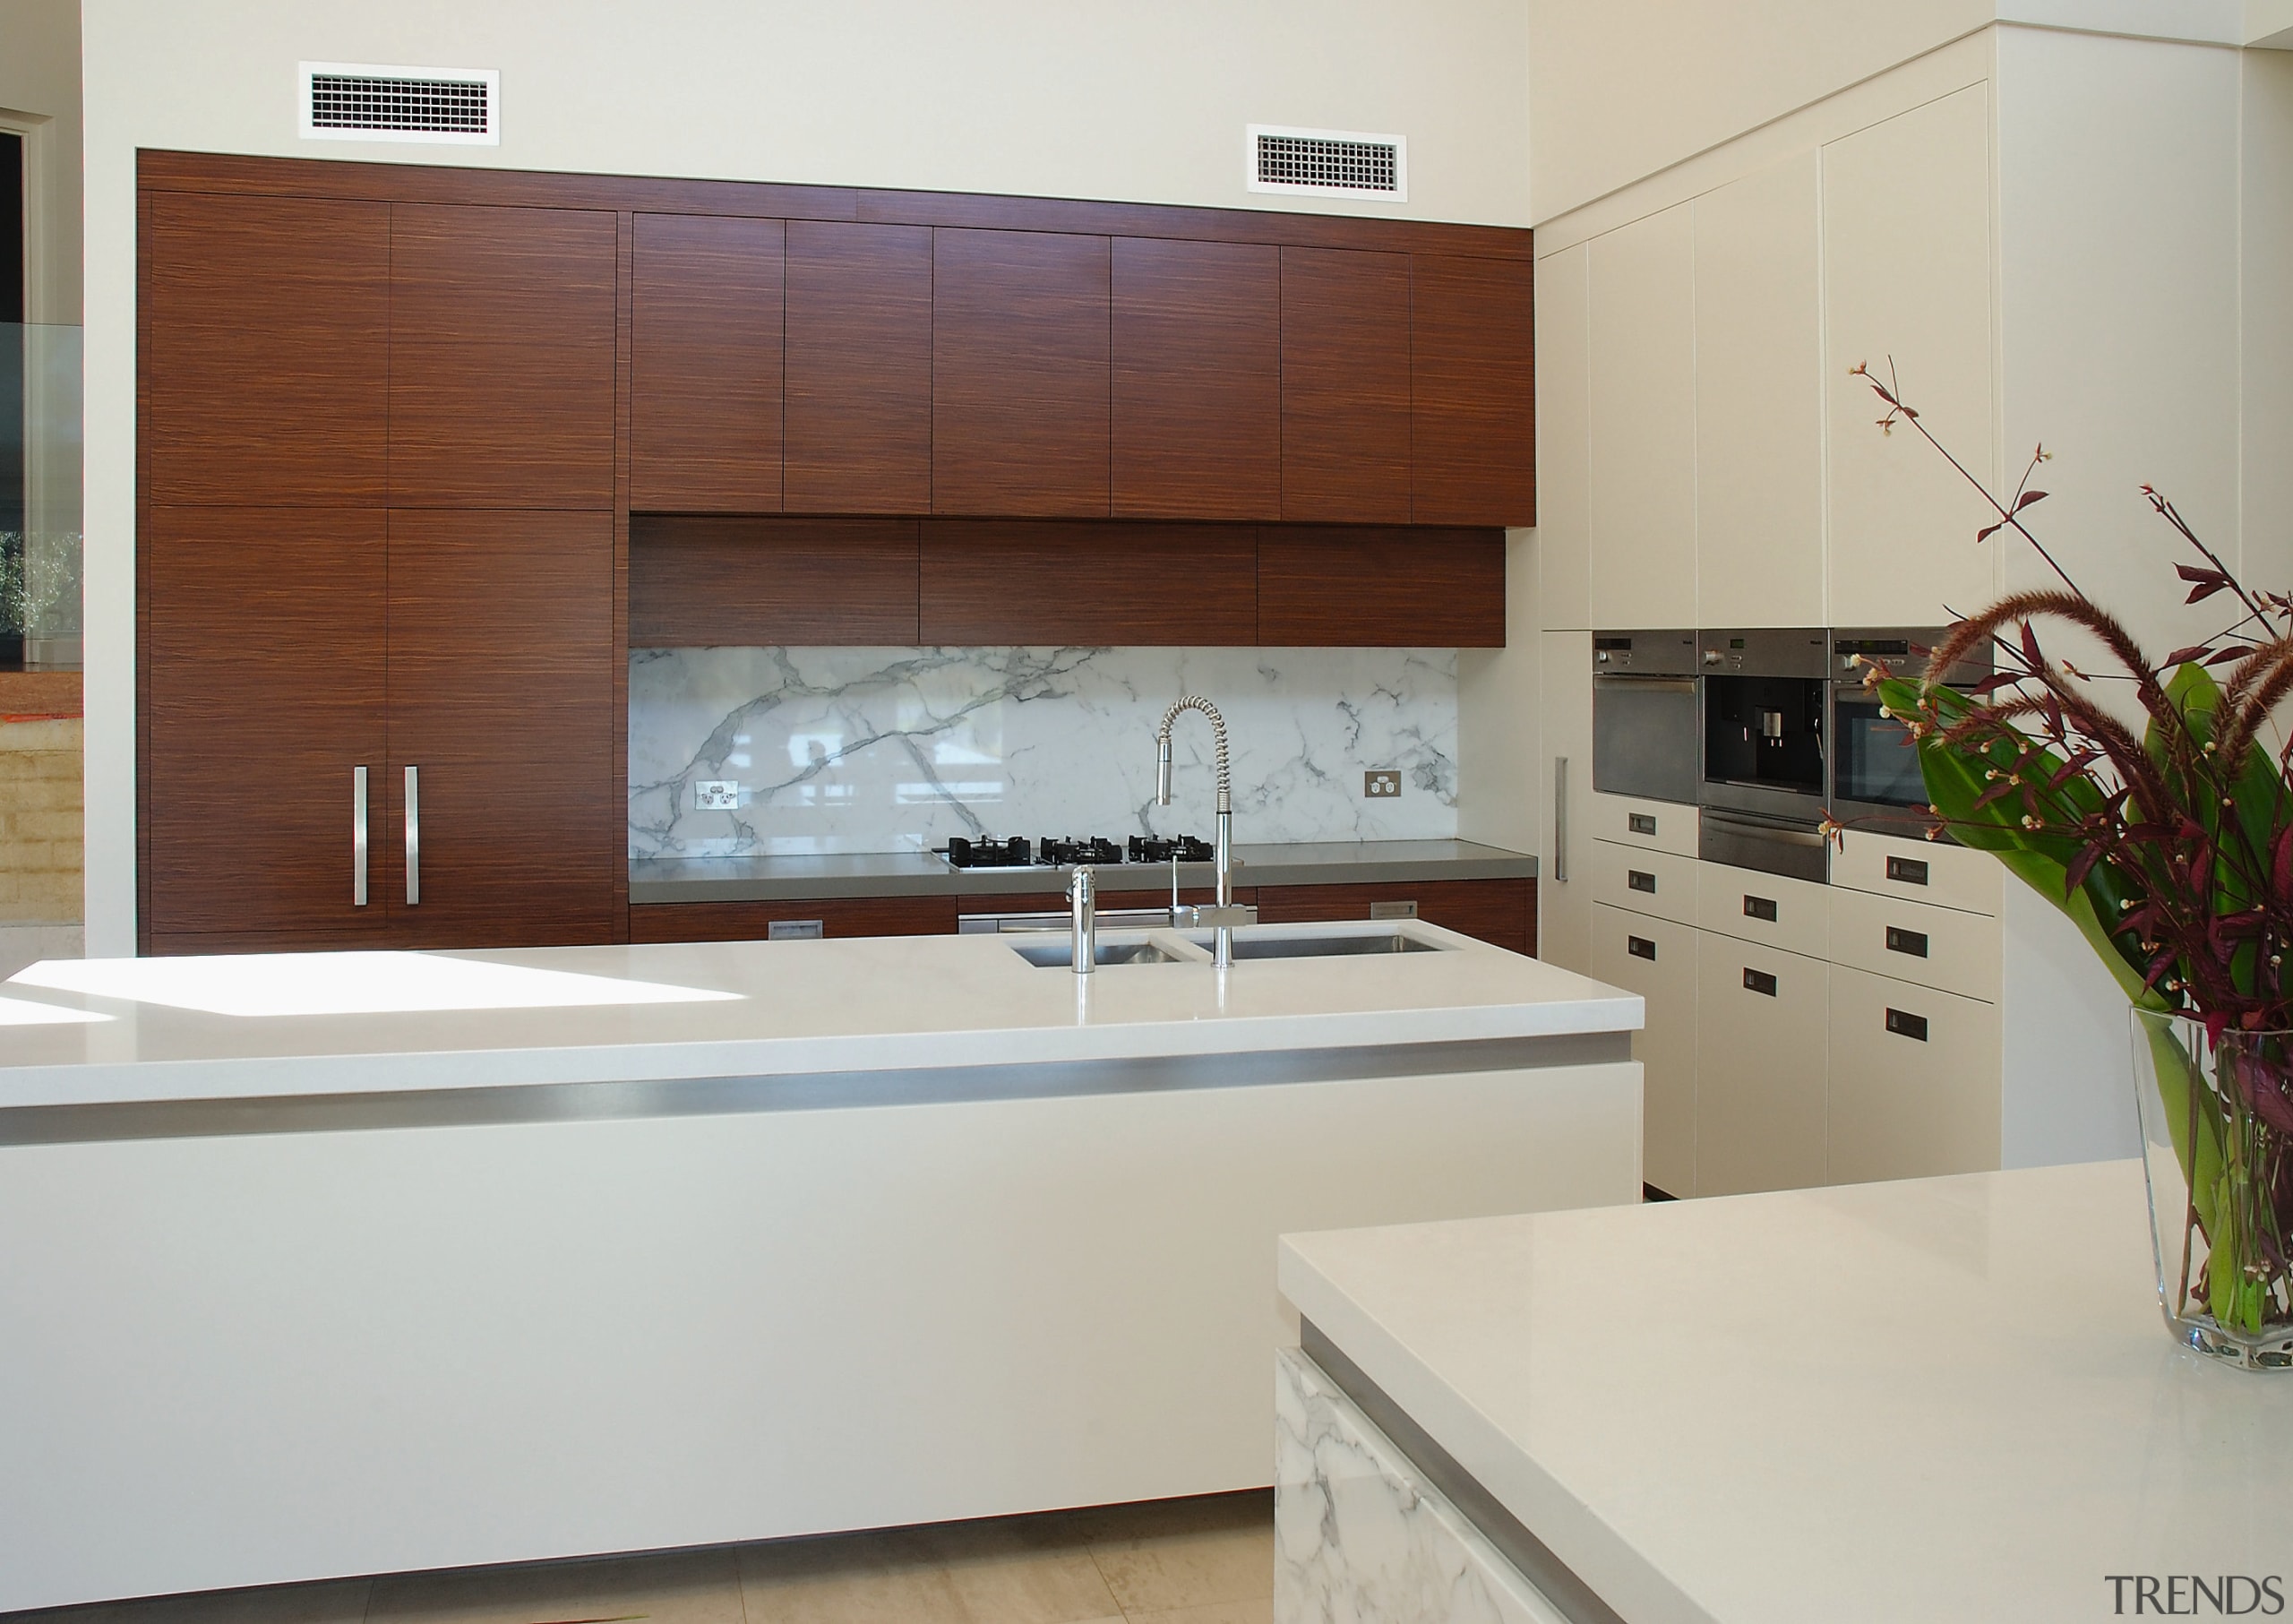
[630, 839, 1538, 904]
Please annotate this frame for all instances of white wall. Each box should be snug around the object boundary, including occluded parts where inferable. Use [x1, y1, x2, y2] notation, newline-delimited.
[1456, 529, 1541, 855]
[0, 0, 82, 323]
[2243, 48, 2293, 592]
[76, 0, 1538, 954]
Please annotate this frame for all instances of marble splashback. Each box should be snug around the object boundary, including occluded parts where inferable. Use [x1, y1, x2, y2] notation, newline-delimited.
[629, 646, 1459, 857]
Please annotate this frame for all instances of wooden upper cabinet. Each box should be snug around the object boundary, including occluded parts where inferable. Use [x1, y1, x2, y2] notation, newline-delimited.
[143, 506, 392, 947]
[932, 228, 1111, 517]
[388, 203, 619, 508]
[921, 520, 1257, 644]
[387, 510, 620, 946]
[1258, 526, 1505, 647]
[1111, 237, 1280, 520]
[631, 213, 785, 512]
[630, 516, 922, 646]
[786, 220, 933, 514]
[1279, 247, 1412, 524]
[1411, 254, 1535, 527]
[144, 193, 391, 506]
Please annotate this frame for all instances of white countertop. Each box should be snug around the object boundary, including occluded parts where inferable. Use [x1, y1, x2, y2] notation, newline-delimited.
[1280, 1161, 2293, 1624]
[0, 921, 1638, 1112]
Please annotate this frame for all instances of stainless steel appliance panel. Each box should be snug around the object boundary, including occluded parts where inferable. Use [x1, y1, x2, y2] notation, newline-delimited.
[1828, 627, 1985, 834]
[1698, 805, 1830, 883]
[1698, 628, 1827, 822]
[1592, 631, 1700, 805]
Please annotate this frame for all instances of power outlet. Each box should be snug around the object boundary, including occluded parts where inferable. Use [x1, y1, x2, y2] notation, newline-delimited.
[1364, 769, 1402, 799]
[694, 780, 739, 811]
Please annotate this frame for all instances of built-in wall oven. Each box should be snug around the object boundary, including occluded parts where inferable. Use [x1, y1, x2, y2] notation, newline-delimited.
[1698, 628, 1830, 881]
[1828, 628, 1987, 835]
[1591, 632, 1699, 805]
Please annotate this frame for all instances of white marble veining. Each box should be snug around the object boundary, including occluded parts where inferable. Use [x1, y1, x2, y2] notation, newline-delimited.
[1276, 1346, 1566, 1624]
[628, 645, 1459, 857]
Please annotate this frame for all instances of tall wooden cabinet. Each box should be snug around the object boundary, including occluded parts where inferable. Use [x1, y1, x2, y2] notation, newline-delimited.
[140, 185, 623, 954]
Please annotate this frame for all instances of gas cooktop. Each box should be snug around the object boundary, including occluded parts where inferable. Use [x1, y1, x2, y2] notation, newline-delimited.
[937, 835, 1217, 870]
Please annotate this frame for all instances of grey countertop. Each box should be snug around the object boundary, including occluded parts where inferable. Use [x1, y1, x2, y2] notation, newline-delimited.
[629, 838, 1538, 904]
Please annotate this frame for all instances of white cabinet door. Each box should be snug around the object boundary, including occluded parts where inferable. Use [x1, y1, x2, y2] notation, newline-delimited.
[1594, 904, 1696, 1199]
[1827, 964, 2001, 1184]
[1589, 790, 1697, 857]
[1695, 152, 1824, 629]
[1537, 242, 1593, 632]
[1696, 935, 1828, 1195]
[1538, 631, 1594, 973]
[1589, 838, 1697, 927]
[1588, 203, 1696, 628]
[1824, 83, 1997, 627]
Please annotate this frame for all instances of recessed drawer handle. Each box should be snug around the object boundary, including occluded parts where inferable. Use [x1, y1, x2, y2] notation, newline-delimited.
[1885, 1008, 1929, 1041]
[1628, 812, 1657, 836]
[1886, 855, 1930, 885]
[1885, 925, 1929, 958]
[769, 919, 824, 941]
[1742, 895, 1778, 922]
[1627, 869, 1657, 893]
[1627, 934, 1656, 961]
[1743, 967, 1777, 996]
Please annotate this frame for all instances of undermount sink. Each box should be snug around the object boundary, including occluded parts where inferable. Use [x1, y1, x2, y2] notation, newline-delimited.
[1011, 940, 1189, 968]
[1220, 931, 1447, 959]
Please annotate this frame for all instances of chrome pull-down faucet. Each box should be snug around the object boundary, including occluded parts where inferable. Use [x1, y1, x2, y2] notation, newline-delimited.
[1155, 695, 1258, 968]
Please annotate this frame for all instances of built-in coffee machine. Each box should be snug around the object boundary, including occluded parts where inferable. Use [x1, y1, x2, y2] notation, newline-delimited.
[1696, 629, 1830, 881]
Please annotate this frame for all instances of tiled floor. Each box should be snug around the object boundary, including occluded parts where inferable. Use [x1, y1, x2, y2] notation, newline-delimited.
[3, 1491, 1274, 1624]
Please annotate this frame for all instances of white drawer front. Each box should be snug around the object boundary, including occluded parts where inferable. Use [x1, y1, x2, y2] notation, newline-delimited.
[1828, 885, 1999, 1002]
[1589, 839, 1696, 925]
[1593, 904, 1696, 1199]
[1826, 965, 2001, 1184]
[1832, 829, 2000, 916]
[1695, 861, 1829, 959]
[1694, 936, 1827, 1196]
[1591, 791, 1698, 857]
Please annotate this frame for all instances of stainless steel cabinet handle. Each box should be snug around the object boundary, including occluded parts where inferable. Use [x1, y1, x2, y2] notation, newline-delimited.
[353, 766, 368, 907]
[404, 765, 420, 906]
[1554, 756, 1569, 882]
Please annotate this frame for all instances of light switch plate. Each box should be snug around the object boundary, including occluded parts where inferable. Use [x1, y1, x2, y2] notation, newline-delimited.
[1364, 770, 1401, 799]
[695, 780, 739, 811]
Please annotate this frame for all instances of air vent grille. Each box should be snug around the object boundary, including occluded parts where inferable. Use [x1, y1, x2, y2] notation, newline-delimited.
[300, 62, 500, 145]
[1247, 125, 1406, 202]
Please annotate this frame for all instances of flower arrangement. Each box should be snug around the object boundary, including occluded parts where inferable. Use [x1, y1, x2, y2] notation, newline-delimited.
[1843, 364, 2292, 1363]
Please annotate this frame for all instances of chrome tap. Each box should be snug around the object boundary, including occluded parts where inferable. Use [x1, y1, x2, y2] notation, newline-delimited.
[1155, 695, 1258, 968]
[1069, 864, 1096, 975]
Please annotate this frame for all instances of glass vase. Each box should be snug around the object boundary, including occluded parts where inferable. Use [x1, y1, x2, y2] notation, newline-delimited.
[2130, 1009, 2293, 1370]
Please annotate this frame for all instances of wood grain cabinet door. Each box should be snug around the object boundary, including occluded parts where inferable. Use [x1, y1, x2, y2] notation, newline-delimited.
[1257, 526, 1505, 647]
[385, 510, 619, 947]
[786, 220, 933, 514]
[1111, 237, 1280, 520]
[142, 507, 392, 949]
[387, 203, 619, 508]
[631, 212, 785, 511]
[1411, 253, 1535, 526]
[1278, 246, 1412, 523]
[932, 228, 1111, 517]
[144, 193, 391, 506]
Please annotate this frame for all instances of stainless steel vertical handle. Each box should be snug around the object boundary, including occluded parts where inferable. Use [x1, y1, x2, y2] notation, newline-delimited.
[1554, 756, 1569, 882]
[404, 765, 420, 906]
[352, 766, 368, 907]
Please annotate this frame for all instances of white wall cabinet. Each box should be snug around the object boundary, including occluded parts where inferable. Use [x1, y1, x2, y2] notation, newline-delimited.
[1594, 903, 1697, 1198]
[1827, 964, 2002, 1184]
[1537, 631, 1594, 974]
[1536, 242, 1593, 632]
[1694, 153, 1825, 628]
[1587, 203, 1697, 628]
[1823, 84, 1997, 626]
[1695, 934, 1829, 1195]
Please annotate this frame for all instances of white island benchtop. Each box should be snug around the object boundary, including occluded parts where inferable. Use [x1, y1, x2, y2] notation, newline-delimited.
[0, 919, 1633, 1113]
[1276, 1160, 2293, 1624]
[0, 922, 1644, 1614]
